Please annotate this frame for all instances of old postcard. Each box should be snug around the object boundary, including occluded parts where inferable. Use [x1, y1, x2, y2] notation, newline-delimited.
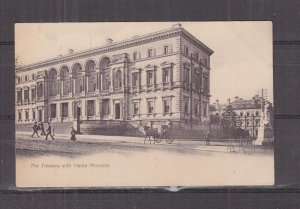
[15, 22, 274, 187]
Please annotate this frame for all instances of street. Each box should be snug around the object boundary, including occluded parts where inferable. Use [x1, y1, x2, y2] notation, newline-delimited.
[16, 132, 274, 187]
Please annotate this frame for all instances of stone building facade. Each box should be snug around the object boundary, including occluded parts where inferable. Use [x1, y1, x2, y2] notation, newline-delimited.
[15, 24, 213, 136]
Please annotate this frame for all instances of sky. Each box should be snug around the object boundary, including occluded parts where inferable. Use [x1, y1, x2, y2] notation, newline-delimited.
[15, 22, 273, 103]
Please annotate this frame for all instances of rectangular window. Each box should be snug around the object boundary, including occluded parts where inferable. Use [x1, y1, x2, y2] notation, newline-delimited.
[184, 101, 189, 115]
[194, 102, 198, 115]
[147, 71, 153, 85]
[148, 100, 154, 114]
[185, 69, 190, 84]
[61, 103, 68, 117]
[31, 88, 36, 100]
[255, 111, 259, 116]
[133, 102, 139, 115]
[17, 91, 22, 102]
[195, 73, 201, 90]
[240, 112, 244, 116]
[195, 52, 199, 61]
[18, 111, 22, 121]
[102, 99, 109, 116]
[87, 100, 95, 116]
[24, 89, 29, 101]
[163, 68, 170, 84]
[148, 49, 153, 57]
[203, 102, 208, 116]
[50, 104, 56, 118]
[103, 77, 110, 90]
[32, 74, 35, 80]
[256, 119, 260, 126]
[132, 72, 139, 87]
[133, 52, 137, 60]
[32, 109, 35, 120]
[203, 76, 208, 93]
[164, 46, 169, 54]
[25, 110, 29, 120]
[163, 99, 170, 114]
[184, 46, 189, 55]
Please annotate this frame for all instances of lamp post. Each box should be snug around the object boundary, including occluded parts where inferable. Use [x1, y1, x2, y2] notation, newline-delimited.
[77, 100, 82, 133]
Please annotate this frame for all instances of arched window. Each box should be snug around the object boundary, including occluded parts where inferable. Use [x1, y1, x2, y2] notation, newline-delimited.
[85, 60, 96, 92]
[49, 68, 58, 96]
[114, 70, 122, 88]
[72, 63, 83, 93]
[60, 66, 70, 95]
[99, 57, 111, 69]
[99, 57, 111, 91]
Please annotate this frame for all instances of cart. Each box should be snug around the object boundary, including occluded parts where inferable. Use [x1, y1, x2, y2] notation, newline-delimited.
[154, 124, 174, 144]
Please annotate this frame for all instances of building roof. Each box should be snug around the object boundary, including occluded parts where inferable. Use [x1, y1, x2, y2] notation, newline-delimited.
[211, 96, 263, 112]
[16, 24, 214, 73]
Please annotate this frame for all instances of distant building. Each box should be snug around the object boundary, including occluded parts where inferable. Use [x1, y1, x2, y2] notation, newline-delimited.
[210, 95, 274, 137]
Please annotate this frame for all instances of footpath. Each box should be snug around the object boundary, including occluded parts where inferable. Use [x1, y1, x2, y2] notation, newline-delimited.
[16, 131, 236, 153]
[16, 131, 270, 154]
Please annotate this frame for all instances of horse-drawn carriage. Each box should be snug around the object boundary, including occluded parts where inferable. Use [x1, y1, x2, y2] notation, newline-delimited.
[141, 124, 174, 144]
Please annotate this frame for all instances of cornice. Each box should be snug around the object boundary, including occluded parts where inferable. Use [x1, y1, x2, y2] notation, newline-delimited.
[16, 29, 182, 73]
[16, 26, 213, 73]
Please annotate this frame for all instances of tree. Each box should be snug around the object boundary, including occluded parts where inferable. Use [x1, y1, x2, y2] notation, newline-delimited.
[221, 105, 241, 138]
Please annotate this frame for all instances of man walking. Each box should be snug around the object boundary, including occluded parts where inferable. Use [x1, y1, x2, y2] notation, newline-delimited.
[31, 122, 40, 138]
[40, 122, 46, 136]
[45, 122, 55, 140]
[70, 126, 76, 141]
[205, 131, 211, 145]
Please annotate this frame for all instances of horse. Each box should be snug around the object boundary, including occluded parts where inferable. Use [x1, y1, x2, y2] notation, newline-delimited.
[140, 125, 160, 144]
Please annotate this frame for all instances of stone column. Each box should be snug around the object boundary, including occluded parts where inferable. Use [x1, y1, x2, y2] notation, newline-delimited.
[95, 99, 100, 119]
[100, 73, 103, 91]
[110, 68, 114, 92]
[57, 77, 61, 98]
[68, 101, 73, 120]
[28, 87, 31, 102]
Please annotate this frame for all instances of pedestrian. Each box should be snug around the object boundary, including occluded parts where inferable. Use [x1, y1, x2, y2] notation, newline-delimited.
[45, 122, 55, 140]
[31, 122, 40, 138]
[70, 126, 76, 141]
[40, 122, 46, 136]
[205, 131, 211, 145]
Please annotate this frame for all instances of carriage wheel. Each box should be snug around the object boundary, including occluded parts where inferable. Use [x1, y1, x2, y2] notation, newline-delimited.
[155, 136, 162, 143]
[166, 134, 174, 144]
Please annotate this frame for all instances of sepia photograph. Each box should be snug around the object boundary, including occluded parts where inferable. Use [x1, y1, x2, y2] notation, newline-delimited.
[15, 22, 274, 187]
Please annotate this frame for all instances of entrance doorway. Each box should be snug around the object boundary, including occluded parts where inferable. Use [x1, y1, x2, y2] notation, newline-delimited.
[77, 107, 81, 119]
[115, 103, 120, 119]
[38, 109, 42, 122]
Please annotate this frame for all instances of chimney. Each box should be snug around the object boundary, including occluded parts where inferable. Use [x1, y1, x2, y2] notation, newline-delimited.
[227, 99, 231, 105]
[172, 23, 182, 28]
[68, 49, 74, 54]
[216, 100, 219, 105]
[106, 38, 113, 44]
